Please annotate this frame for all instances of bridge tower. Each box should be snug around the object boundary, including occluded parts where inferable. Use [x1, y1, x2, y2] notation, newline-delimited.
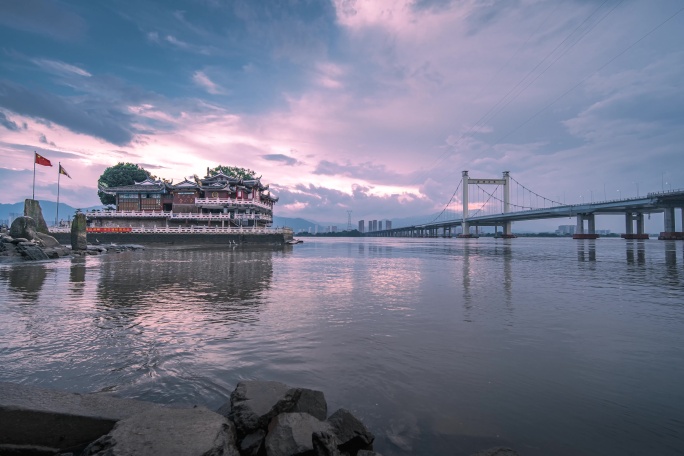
[461, 170, 513, 238]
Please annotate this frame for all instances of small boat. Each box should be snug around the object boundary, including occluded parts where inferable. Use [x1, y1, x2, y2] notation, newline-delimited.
[286, 239, 303, 244]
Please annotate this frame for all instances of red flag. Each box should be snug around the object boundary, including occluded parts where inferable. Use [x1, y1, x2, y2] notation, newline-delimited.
[59, 164, 72, 179]
[35, 152, 52, 167]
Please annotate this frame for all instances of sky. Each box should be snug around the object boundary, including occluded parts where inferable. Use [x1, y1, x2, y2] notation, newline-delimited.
[1, 0, 683, 231]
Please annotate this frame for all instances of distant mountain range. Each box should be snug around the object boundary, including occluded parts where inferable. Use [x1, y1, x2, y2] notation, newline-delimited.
[0, 200, 103, 226]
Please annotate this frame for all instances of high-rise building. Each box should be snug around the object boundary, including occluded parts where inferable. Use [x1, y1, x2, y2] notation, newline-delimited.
[378, 221, 383, 231]
[385, 220, 392, 230]
[358, 220, 365, 233]
[371, 220, 377, 231]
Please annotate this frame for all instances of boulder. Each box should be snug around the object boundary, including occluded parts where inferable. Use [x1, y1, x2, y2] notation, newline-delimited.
[264, 413, 332, 456]
[16, 242, 49, 261]
[71, 212, 87, 251]
[327, 408, 374, 454]
[228, 381, 327, 436]
[82, 406, 239, 456]
[10, 216, 37, 241]
[23, 199, 49, 234]
[357, 451, 383, 456]
[239, 429, 266, 456]
[35, 232, 61, 248]
[312, 430, 342, 456]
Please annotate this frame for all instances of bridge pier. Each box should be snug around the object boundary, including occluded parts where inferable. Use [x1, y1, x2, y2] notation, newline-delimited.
[573, 213, 599, 239]
[622, 211, 649, 239]
[659, 206, 684, 240]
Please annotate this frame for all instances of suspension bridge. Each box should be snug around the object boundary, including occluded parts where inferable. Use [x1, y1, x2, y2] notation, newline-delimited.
[365, 171, 684, 240]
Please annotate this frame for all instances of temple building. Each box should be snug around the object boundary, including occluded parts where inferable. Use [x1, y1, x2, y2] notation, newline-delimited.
[90, 171, 278, 229]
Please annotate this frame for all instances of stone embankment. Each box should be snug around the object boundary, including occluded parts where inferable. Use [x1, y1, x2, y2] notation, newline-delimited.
[1, 216, 70, 261]
[1, 217, 142, 262]
[0, 381, 519, 456]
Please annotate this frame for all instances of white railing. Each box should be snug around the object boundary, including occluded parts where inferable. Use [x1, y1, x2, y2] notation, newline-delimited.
[86, 210, 272, 222]
[195, 197, 273, 211]
[130, 226, 287, 234]
[50, 226, 291, 235]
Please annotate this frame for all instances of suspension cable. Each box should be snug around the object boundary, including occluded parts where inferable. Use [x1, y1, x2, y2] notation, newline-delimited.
[509, 175, 564, 206]
[430, 179, 463, 223]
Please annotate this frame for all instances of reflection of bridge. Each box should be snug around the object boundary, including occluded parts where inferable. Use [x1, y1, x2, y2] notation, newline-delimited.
[365, 171, 684, 240]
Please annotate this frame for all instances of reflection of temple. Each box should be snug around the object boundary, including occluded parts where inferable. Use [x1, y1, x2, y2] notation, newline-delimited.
[95, 247, 277, 322]
[92, 171, 278, 229]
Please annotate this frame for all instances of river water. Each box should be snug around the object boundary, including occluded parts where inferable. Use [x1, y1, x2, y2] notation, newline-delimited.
[1, 237, 683, 455]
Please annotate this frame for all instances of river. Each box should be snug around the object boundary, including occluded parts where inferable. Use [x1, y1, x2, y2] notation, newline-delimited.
[1, 237, 683, 455]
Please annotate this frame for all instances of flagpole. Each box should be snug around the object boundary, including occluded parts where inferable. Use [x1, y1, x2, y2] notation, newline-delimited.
[56, 162, 61, 226]
[33, 152, 36, 200]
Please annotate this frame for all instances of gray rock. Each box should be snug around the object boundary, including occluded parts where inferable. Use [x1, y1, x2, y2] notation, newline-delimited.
[312, 430, 342, 456]
[11, 237, 29, 244]
[71, 212, 87, 251]
[230, 380, 291, 435]
[357, 451, 383, 456]
[327, 408, 374, 453]
[16, 242, 49, 261]
[23, 199, 49, 234]
[291, 388, 327, 421]
[82, 406, 239, 456]
[240, 429, 266, 456]
[35, 232, 61, 248]
[10, 216, 37, 241]
[0, 382, 165, 451]
[264, 413, 332, 456]
[229, 381, 326, 436]
[470, 447, 519, 456]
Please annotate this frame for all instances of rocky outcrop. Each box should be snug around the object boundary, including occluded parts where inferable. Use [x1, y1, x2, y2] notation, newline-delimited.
[71, 211, 88, 250]
[9, 216, 38, 240]
[222, 380, 374, 456]
[0, 381, 517, 456]
[82, 406, 240, 456]
[23, 199, 49, 234]
[1, 227, 70, 262]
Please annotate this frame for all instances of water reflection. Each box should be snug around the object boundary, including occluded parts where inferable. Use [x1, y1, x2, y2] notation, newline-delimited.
[577, 241, 596, 263]
[0, 264, 47, 301]
[69, 257, 87, 297]
[625, 241, 646, 265]
[663, 241, 678, 283]
[95, 246, 276, 324]
[461, 241, 514, 317]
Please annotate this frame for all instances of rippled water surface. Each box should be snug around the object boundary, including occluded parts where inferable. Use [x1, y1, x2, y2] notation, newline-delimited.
[1, 238, 683, 455]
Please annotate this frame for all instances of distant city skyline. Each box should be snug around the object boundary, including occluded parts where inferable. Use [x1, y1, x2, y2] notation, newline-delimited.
[1, 1, 683, 230]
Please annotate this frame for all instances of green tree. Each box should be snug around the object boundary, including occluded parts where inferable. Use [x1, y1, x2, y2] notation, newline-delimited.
[97, 162, 151, 205]
[208, 165, 258, 180]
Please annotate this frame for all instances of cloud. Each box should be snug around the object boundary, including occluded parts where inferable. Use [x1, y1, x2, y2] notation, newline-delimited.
[192, 71, 226, 95]
[0, 81, 135, 146]
[38, 133, 56, 147]
[261, 154, 299, 166]
[0, 112, 19, 131]
[32, 58, 92, 77]
[0, 0, 87, 41]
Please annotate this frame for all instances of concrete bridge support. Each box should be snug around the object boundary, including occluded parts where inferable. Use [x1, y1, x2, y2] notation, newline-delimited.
[573, 213, 599, 239]
[659, 207, 684, 240]
[622, 211, 649, 239]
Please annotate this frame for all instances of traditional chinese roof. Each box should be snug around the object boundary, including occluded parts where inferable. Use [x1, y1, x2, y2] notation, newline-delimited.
[98, 178, 169, 195]
[243, 178, 265, 190]
[200, 172, 241, 186]
[201, 181, 232, 191]
[170, 178, 199, 190]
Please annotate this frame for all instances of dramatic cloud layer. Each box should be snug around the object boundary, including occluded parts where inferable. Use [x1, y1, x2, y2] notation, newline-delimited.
[0, 0, 682, 231]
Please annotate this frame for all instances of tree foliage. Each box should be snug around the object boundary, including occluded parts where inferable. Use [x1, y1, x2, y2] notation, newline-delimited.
[98, 162, 151, 205]
[208, 165, 258, 180]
